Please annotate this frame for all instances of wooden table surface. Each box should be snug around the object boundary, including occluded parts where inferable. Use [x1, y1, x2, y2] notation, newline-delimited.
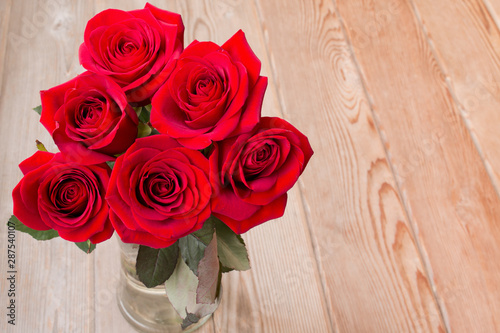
[1, 0, 500, 332]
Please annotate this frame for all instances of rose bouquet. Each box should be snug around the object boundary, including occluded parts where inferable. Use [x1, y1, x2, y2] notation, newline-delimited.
[9, 3, 313, 332]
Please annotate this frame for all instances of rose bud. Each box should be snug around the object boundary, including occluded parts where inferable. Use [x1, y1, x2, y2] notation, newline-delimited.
[106, 135, 212, 248]
[12, 151, 113, 244]
[40, 72, 139, 165]
[79, 3, 184, 104]
[151, 30, 268, 149]
[210, 117, 313, 234]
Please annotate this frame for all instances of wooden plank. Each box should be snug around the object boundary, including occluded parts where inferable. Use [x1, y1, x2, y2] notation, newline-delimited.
[483, 0, 500, 29]
[169, 1, 333, 332]
[0, 1, 95, 332]
[410, 0, 500, 194]
[336, 0, 500, 332]
[94, 0, 147, 12]
[0, 0, 12, 95]
[254, 0, 446, 332]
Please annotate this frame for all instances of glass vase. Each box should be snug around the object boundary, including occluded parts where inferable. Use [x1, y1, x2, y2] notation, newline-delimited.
[116, 239, 221, 333]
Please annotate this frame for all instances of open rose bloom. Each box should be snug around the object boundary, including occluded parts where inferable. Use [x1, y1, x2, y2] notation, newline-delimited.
[12, 151, 113, 243]
[10, 3, 313, 329]
[151, 30, 268, 149]
[79, 3, 184, 105]
[106, 135, 212, 248]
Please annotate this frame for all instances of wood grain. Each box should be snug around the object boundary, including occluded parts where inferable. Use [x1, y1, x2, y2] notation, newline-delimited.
[336, 0, 500, 332]
[1, 0, 500, 332]
[254, 0, 446, 332]
[410, 0, 500, 195]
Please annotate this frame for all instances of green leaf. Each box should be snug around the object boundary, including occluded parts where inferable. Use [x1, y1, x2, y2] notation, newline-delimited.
[137, 122, 152, 138]
[8, 215, 59, 241]
[150, 128, 160, 136]
[181, 313, 200, 330]
[179, 218, 216, 275]
[136, 243, 179, 288]
[138, 106, 151, 123]
[35, 140, 48, 152]
[220, 265, 234, 273]
[33, 105, 42, 115]
[75, 240, 96, 254]
[105, 161, 115, 170]
[165, 255, 199, 319]
[214, 217, 250, 272]
[178, 235, 207, 276]
[192, 216, 216, 244]
[196, 231, 220, 304]
[164, 254, 218, 320]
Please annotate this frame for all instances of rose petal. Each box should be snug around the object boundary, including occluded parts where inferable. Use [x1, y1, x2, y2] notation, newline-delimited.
[221, 30, 261, 88]
[215, 194, 287, 234]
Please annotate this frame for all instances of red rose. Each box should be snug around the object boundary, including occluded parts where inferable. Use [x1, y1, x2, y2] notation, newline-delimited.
[12, 151, 113, 243]
[151, 30, 268, 149]
[40, 72, 138, 165]
[210, 117, 313, 234]
[106, 135, 212, 248]
[79, 3, 184, 104]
